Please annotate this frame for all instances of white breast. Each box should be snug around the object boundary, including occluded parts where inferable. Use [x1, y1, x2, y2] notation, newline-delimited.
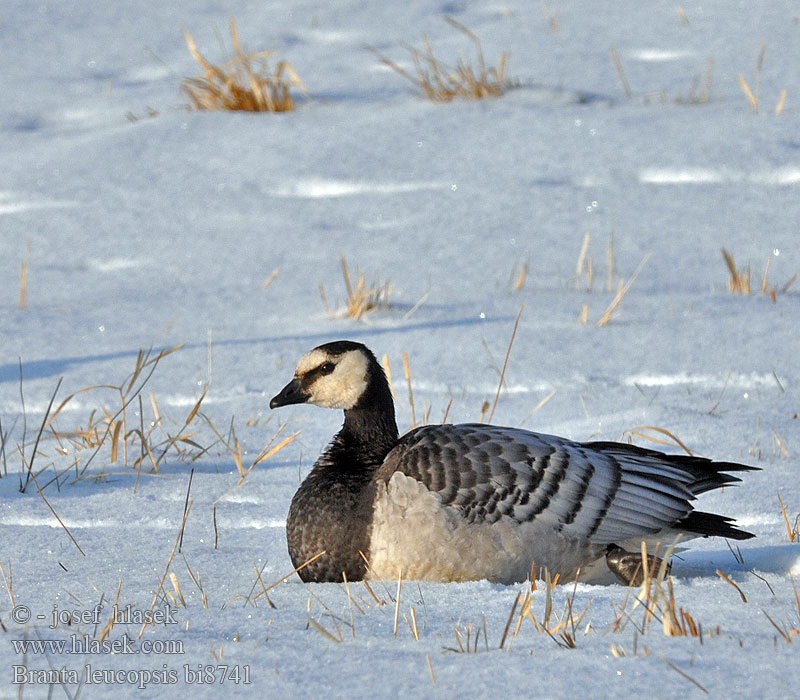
[366, 471, 601, 583]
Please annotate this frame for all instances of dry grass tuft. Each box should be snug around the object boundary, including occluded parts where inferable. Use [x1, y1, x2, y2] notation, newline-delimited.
[737, 42, 788, 115]
[762, 575, 800, 643]
[368, 16, 512, 102]
[320, 256, 392, 321]
[182, 17, 305, 112]
[722, 248, 752, 294]
[722, 248, 796, 301]
[9, 344, 296, 502]
[608, 539, 717, 646]
[611, 47, 715, 106]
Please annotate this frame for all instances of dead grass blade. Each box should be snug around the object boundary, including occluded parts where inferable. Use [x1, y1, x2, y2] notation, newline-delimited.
[609, 47, 632, 98]
[402, 352, 416, 428]
[499, 591, 521, 649]
[308, 615, 342, 643]
[597, 253, 651, 327]
[182, 17, 305, 112]
[28, 470, 85, 556]
[0, 560, 16, 609]
[19, 240, 31, 310]
[738, 75, 758, 112]
[138, 501, 192, 640]
[660, 655, 708, 694]
[487, 305, 523, 424]
[619, 425, 693, 456]
[716, 569, 747, 603]
[393, 570, 403, 638]
[775, 89, 787, 115]
[253, 551, 326, 602]
[778, 493, 799, 543]
[518, 389, 556, 428]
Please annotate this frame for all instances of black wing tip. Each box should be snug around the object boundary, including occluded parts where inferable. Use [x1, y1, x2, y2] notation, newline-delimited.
[677, 510, 755, 540]
[586, 441, 759, 494]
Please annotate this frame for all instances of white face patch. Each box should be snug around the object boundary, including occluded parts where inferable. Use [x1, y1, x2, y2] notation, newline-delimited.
[295, 347, 369, 409]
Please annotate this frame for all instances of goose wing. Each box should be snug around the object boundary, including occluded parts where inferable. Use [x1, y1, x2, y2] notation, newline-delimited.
[377, 423, 754, 544]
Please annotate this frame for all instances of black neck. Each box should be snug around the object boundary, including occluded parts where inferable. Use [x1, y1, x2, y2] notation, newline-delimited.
[336, 403, 398, 466]
[332, 358, 399, 467]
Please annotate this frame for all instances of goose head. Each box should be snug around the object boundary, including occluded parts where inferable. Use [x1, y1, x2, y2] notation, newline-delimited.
[270, 341, 385, 411]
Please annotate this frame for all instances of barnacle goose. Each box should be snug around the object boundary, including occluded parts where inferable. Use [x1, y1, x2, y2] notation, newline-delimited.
[270, 340, 756, 585]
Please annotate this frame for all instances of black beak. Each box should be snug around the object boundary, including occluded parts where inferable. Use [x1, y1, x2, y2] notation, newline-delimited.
[269, 378, 308, 409]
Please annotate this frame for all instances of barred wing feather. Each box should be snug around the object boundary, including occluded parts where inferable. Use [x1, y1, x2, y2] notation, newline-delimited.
[379, 424, 751, 546]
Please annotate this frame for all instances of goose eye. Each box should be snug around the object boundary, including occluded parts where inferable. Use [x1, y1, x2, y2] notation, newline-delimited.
[319, 362, 335, 375]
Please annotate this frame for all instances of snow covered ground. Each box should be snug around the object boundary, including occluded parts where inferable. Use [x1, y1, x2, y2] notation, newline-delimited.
[2, 1, 800, 697]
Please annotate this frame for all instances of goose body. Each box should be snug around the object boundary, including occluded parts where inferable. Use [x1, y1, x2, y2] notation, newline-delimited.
[270, 341, 756, 584]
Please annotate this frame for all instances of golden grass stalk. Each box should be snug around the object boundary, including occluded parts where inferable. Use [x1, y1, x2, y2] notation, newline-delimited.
[609, 47, 632, 98]
[778, 493, 799, 543]
[517, 389, 557, 428]
[308, 616, 342, 643]
[381, 354, 400, 403]
[184, 559, 209, 608]
[0, 560, 15, 609]
[19, 240, 31, 309]
[499, 591, 521, 649]
[368, 16, 512, 102]
[620, 425, 693, 456]
[342, 572, 357, 638]
[512, 259, 528, 291]
[739, 75, 758, 114]
[596, 253, 651, 327]
[409, 606, 420, 640]
[393, 570, 403, 638]
[97, 580, 123, 643]
[169, 572, 187, 607]
[775, 89, 787, 115]
[182, 17, 305, 112]
[402, 352, 416, 428]
[723, 247, 750, 293]
[486, 305, 523, 424]
[574, 233, 591, 289]
[262, 268, 279, 290]
[252, 564, 277, 610]
[716, 569, 747, 603]
[253, 551, 326, 602]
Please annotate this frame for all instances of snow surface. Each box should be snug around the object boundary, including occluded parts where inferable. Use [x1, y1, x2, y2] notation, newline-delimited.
[2, 1, 800, 698]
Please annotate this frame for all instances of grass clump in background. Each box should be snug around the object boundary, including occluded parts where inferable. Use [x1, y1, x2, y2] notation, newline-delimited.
[319, 256, 392, 321]
[368, 16, 512, 102]
[722, 248, 796, 301]
[182, 17, 305, 112]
